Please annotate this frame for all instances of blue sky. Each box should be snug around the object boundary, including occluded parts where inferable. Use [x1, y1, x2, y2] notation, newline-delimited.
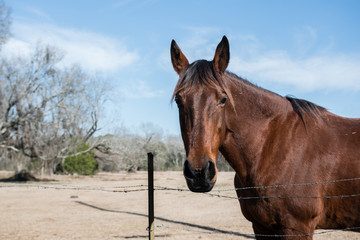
[3, 0, 360, 136]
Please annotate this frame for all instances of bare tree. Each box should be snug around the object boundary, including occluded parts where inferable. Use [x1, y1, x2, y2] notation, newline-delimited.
[0, 0, 10, 48]
[91, 124, 186, 172]
[165, 135, 185, 170]
[95, 132, 152, 172]
[0, 45, 105, 175]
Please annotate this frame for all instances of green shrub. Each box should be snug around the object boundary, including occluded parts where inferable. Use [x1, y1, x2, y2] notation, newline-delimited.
[63, 143, 98, 175]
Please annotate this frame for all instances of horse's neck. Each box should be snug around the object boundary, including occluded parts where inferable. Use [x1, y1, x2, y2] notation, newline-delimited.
[221, 76, 292, 184]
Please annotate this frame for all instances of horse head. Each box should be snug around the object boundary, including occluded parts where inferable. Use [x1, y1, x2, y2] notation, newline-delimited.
[171, 36, 232, 192]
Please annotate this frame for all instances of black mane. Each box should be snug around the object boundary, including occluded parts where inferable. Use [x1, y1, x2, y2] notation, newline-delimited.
[286, 96, 326, 121]
[226, 71, 327, 121]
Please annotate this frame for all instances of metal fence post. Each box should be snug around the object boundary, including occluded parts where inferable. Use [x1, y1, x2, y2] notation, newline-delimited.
[148, 152, 154, 240]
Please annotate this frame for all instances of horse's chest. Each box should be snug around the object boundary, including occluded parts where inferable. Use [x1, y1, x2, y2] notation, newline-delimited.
[239, 199, 278, 226]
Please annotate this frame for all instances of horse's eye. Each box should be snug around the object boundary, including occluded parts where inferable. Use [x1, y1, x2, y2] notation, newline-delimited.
[175, 96, 183, 107]
[218, 97, 227, 105]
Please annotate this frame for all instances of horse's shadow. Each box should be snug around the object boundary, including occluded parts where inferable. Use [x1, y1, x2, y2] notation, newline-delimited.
[75, 201, 254, 239]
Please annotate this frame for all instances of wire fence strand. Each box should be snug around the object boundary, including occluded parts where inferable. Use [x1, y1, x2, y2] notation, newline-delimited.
[213, 177, 360, 192]
[1, 176, 360, 198]
[0, 183, 148, 193]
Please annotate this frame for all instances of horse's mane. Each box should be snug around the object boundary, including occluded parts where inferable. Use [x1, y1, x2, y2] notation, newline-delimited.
[172, 60, 326, 122]
[285, 96, 326, 121]
[226, 72, 326, 121]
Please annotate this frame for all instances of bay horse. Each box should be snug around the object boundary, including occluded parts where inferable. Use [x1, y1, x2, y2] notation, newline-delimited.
[170, 36, 360, 239]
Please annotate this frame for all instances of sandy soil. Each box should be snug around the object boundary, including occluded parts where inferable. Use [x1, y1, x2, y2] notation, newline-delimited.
[0, 171, 358, 240]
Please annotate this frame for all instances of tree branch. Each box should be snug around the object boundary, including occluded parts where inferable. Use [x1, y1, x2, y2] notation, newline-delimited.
[0, 144, 19, 152]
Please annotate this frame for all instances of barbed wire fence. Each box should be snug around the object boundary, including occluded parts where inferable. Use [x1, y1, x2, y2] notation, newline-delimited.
[0, 152, 359, 239]
[1, 182, 360, 197]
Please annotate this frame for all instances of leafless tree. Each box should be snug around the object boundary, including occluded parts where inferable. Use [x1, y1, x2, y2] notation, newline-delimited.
[91, 124, 186, 172]
[0, 0, 10, 48]
[165, 135, 185, 170]
[0, 45, 106, 175]
[94, 132, 152, 172]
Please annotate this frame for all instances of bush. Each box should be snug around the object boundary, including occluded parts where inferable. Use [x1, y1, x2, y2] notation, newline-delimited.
[63, 143, 98, 175]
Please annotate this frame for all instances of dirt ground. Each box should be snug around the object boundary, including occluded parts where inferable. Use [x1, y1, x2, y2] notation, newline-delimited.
[0, 171, 358, 240]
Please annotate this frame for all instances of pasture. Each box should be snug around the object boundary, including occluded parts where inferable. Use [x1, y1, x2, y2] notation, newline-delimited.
[0, 171, 358, 239]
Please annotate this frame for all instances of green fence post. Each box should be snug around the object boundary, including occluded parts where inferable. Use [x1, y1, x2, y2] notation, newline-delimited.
[148, 152, 154, 240]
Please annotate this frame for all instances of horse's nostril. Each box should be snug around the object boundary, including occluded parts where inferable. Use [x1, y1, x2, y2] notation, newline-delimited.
[208, 160, 216, 180]
[202, 161, 210, 171]
[184, 160, 196, 179]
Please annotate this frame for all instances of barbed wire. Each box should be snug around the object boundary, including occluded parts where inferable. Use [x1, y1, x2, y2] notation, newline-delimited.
[148, 176, 360, 193]
[205, 192, 360, 200]
[1, 176, 360, 197]
[1, 183, 359, 199]
[153, 186, 360, 200]
[212, 177, 360, 192]
[0, 183, 148, 193]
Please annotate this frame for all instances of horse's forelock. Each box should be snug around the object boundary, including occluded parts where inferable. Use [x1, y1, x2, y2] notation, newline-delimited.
[172, 60, 235, 110]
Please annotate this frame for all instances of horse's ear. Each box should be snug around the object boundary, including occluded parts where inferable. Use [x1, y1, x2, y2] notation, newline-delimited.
[171, 40, 189, 75]
[213, 36, 230, 74]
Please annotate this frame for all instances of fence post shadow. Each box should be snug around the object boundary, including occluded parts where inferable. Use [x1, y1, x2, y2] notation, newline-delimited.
[75, 201, 255, 239]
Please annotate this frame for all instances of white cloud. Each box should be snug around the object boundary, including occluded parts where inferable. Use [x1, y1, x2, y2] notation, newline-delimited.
[178, 26, 222, 60]
[117, 79, 164, 99]
[2, 21, 139, 73]
[227, 28, 360, 92]
[23, 6, 53, 22]
[293, 26, 318, 55]
[1, 38, 32, 57]
[157, 27, 222, 75]
[229, 51, 360, 92]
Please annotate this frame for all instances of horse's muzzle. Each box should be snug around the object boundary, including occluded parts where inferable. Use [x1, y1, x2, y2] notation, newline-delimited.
[183, 160, 217, 192]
